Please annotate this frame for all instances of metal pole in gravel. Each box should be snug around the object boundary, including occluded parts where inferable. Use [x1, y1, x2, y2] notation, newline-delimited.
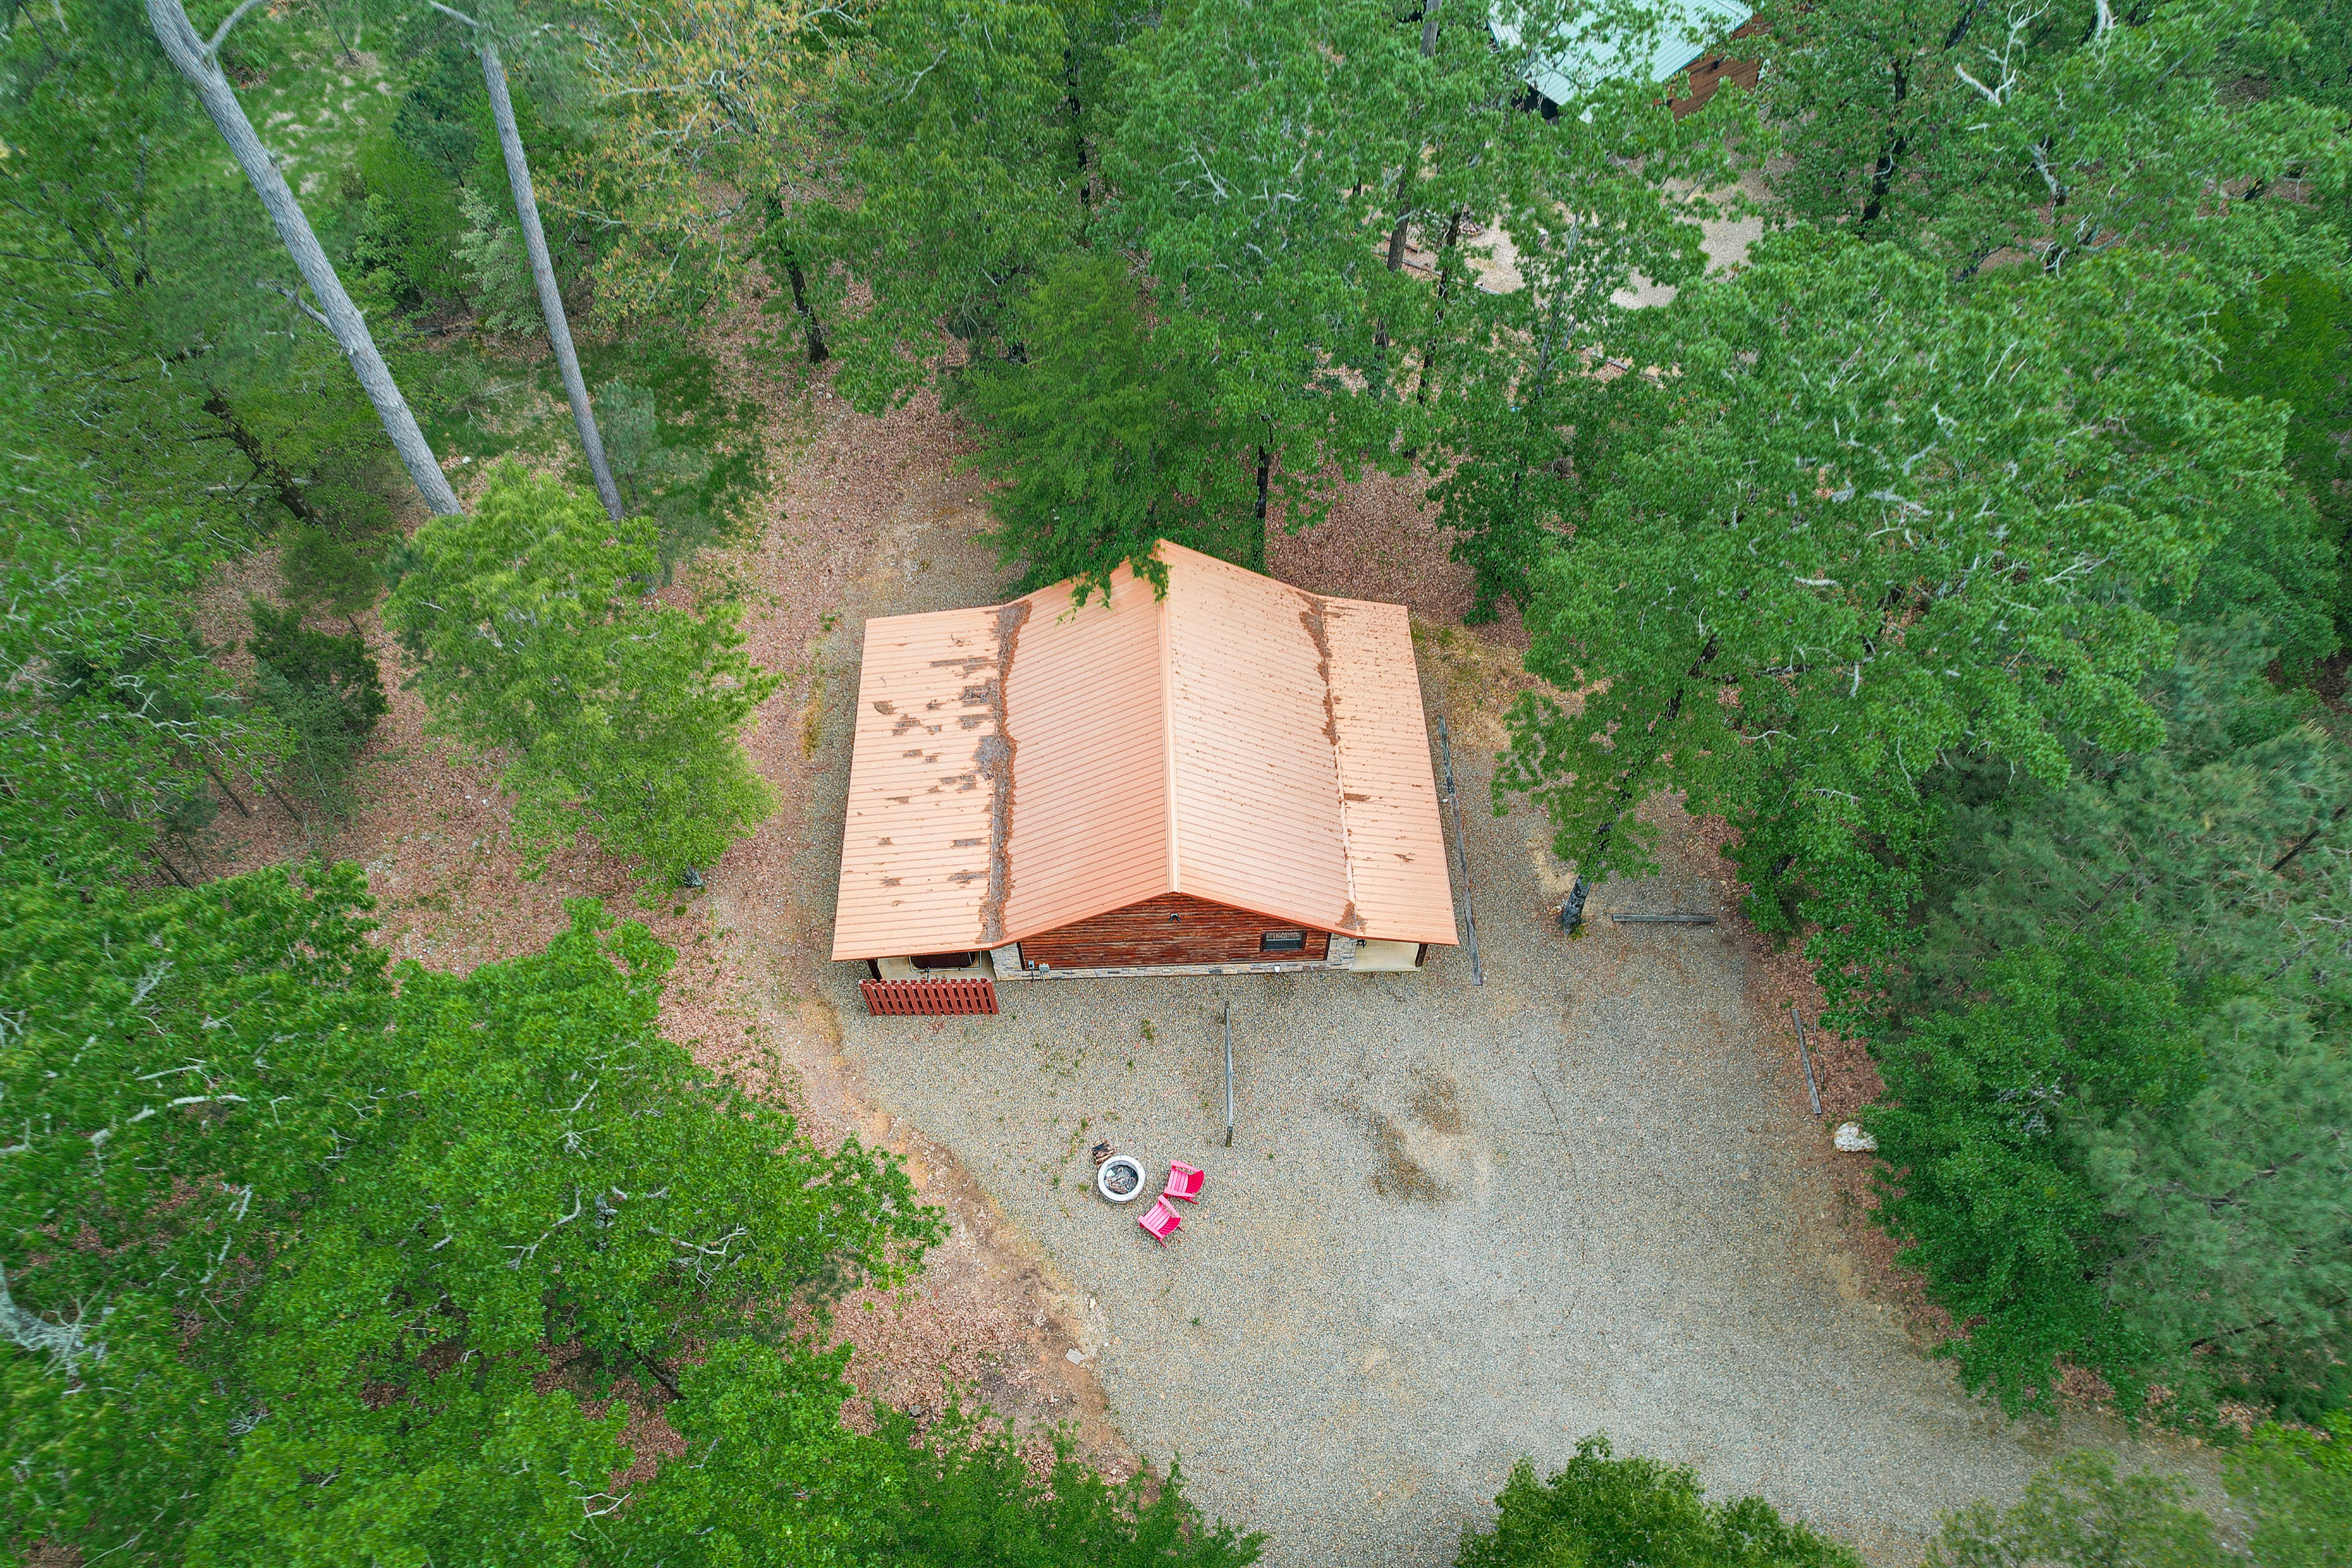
[1436, 715, 1483, 986]
[1222, 999, 1235, 1148]
[1790, 1003, 1822, 1117]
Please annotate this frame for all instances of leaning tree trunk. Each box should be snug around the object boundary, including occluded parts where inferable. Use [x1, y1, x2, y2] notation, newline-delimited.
[478, 38, 625, 522]
[145, 0, 462, 516]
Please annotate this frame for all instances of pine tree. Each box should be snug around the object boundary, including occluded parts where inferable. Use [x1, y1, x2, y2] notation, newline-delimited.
[952, 252, 1253, 595]
[1868, 622, 2352, 1415]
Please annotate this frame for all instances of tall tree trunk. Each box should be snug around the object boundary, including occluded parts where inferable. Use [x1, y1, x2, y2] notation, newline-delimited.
[1857, 63, 1909, 232]
[2272, 804, 2349, 873]
[478, 39, 624, 522]
[1252, 445, 1272, 572]
[202, 388, 314, 522]
[198, 757, 253, 818]
[145, 0, 461, 516]
[1861, 1, 1987, 233]
[1379, 6, 1444, 356]
[260, 774, 307, 826]
[783, 255, 829, 364]
[1385, 163, 1417, 274]
[1415, 207, 1464, 404]
[1561, 684, 1688, 933]
[1383, 0, 1446, 274]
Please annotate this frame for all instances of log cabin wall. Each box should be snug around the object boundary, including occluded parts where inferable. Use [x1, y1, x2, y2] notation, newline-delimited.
[1669, 15, 1766, 118]
[1019, 892, 1330, 970]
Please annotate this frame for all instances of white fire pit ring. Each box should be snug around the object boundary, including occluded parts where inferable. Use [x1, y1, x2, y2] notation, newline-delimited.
[1096, 1155, 1147, 1204]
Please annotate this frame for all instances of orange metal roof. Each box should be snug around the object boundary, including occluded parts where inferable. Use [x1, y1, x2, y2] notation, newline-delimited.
[830, 541, 1460, 960]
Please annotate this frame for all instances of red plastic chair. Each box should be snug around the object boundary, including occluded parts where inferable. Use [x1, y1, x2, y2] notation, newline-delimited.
[1137, 1196, 1183, 1245]
[1164, 1161, 1205, 1203]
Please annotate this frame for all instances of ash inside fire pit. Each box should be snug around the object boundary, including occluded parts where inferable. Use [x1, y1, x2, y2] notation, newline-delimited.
[1096, 1154, 1146, 1203]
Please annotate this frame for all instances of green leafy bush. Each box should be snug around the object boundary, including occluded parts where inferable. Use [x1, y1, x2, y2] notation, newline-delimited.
[578, 339, 769, 572]
[1457, 1434, 1860, 1568]
[598, 378, 718, 573]
[278, 522, 383, 631]
[246, 598, 388, 821]
[349, 148, 467, 307]
[1926, 1452, 2222, 1568]
[456, 183, 541, 337]
[248, 598, 387, 734]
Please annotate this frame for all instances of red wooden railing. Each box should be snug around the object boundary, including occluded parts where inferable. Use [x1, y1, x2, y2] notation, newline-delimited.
[860, 977, 998, 1017]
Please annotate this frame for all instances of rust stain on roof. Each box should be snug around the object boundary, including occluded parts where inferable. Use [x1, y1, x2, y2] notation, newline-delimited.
[975, 599, 1029, 945]
[830, 541, 1458, 960]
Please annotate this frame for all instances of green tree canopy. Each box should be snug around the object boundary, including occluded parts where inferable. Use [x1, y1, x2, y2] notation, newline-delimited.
[0, 871, 938, 1561]
[1758, 0, 2346, 288]
[2212, 268, 2352, 652]
[1497, 230, 2296, 986]
[1456, 1433, 1861, 1568]
[953, 251, 1254, 595]
[0, 402, 288, 891]
[1925, 1451, 2223, 1568]
[793, 0, 1096, 412]
[386, 465, 781, 887]
[2228, 1414, 2352, 1568]
[601, 1340, 1262, 1566]
[1420, 13, 1744, 620]
[1866, 621, 2352, 1418]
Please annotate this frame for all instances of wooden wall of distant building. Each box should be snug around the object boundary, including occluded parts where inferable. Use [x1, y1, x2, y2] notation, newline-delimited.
[1018, 892, 1330, 970]
[1670, 15, 1767, 118]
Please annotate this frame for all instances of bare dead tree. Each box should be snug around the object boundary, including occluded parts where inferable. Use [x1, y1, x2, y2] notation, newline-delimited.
[432, 2, 627, 521]
[144, 0, 463, 516]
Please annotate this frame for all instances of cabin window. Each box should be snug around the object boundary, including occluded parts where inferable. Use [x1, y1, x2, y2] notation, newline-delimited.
[911, 951, 978, 971]
[1259, 930, 1306, 953]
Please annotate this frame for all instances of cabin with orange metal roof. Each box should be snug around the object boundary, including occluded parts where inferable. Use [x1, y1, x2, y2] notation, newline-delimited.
[831, 541, 1459, 1002]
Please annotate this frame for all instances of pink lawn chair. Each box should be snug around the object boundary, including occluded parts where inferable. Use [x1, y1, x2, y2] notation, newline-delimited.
[1137, 1196, 1183, 1245]
[1163, 1161, 1205, 1203]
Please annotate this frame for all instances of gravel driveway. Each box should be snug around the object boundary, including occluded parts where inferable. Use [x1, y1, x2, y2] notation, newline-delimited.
[820, 639, 2211, 1568]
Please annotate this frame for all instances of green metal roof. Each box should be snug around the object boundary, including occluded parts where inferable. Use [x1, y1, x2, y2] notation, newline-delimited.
[1489, 0, 1754, 108]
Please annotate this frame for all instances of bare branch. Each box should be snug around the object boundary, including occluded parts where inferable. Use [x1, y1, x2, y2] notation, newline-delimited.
[254, 279, 331, 331]
[203, 0, 268, 58]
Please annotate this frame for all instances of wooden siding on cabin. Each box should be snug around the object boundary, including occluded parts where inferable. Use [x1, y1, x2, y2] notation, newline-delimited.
[1669, 14, 1765, 117]
[1018, 892, 1330, 971]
